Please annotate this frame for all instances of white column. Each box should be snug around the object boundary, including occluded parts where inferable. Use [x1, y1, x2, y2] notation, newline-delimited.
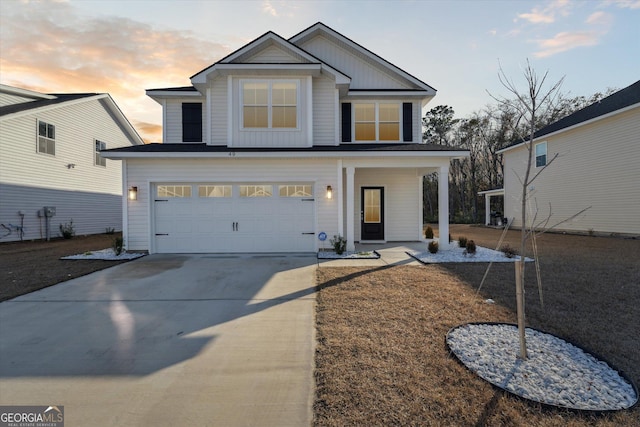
[418, 175, 424, 240]
[345, 166, 355, 251]
[485, 194, 491, 225]
[337, 160, 344, 236]
[438, 165, 450, 250]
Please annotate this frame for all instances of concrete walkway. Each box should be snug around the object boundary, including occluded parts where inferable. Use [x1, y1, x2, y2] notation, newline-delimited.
[317, 242, 426, 267]
[0, 254, 317, 427]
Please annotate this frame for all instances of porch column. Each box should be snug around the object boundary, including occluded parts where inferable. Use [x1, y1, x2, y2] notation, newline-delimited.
[345, 166, 356, 251]
[438, 165, 450, 250]
[485, 193, 491, 225]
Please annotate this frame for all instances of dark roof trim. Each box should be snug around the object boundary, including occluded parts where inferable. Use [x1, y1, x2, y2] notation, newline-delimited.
[0, 93, 99, 117]
[501, 80, 640, 151]
[146, 86, 198, 92]
[105, 142, 467, 154]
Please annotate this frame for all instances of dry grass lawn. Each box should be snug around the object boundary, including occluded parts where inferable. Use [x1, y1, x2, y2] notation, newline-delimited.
[314, 225, 640, 426]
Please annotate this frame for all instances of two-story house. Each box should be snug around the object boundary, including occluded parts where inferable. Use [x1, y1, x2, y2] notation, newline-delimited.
[104, 22, 468, 253]
[0, 84, 143, 242]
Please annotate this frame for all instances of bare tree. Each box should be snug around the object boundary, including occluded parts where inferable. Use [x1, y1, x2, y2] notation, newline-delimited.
[490, 60, 564, 359]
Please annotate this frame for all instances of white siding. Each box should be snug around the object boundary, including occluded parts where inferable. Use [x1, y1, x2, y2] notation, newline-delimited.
[504, 107, 640, 235]
[0, 93, 34, 107]
[351, 168, 421, 241]
[312, 76, 337, 145]
[299, 35, 411, 90]
[125, 158, 340, 251]
[164, 97, 205, 143]
[0, 97, 136, 241]
[210, 76, 228, 145]
[245, 44, 305, 63]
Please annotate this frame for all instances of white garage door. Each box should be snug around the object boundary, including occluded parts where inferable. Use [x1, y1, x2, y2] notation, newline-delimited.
[153, 183, 315, 253]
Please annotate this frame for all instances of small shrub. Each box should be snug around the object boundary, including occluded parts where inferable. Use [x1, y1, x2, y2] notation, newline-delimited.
[449, 234, 453, 243]
[428, 241, 439, 254]
[424, 226, 434, 239]
[458, 236, 468, 248]
[59, 220, 75, 239]
[330, 234, 347, 255]
[465, 240, 477, 255]
[113, 236, 124, 256]
[500, 243, 518, 258]
[105, 227, 115, 235]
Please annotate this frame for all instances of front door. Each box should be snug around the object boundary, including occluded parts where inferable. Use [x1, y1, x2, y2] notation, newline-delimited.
[361, 187, 384, 241]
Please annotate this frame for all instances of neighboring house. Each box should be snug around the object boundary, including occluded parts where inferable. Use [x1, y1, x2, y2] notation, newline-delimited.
[0, 84, 144, 242]
[103, 22, 468, 254]
[496, 80, 640, 235]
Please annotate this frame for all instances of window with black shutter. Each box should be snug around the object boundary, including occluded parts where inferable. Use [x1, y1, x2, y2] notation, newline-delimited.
[403, 102, 413, 142]
[182, 103, 202, 142]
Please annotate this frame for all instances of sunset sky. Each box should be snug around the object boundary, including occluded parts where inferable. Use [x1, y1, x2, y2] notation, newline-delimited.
[1, 0, 638, 143]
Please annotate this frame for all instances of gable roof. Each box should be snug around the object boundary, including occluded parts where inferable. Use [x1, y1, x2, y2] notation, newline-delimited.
[0, 86, 144, 145]
[500, 80, 640, 152]
[189, 29, 351, 92]
[290, 22, 436, 94]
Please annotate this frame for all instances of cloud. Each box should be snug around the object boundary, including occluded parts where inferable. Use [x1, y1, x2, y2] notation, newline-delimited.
[516, 0, 572, 24]
[262, 0, 278, 17]
[0, 1, 231, 142]
[133, 121, 163, 144]
[602, 0, 640, 9]
[260, 0, 299, 19]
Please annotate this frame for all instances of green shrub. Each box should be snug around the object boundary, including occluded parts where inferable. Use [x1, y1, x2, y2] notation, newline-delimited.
[59, 220, 75, 239]
[458, 236, 468, 248]
[428, 241, 439, 254]
[424, 226, 434, 239]
[105, 227, 115, 235]
[465, 240, 477, 255]
[330, 234, 347, 255]
[500, 243, 517, 258]
[113, 236, 124, 256]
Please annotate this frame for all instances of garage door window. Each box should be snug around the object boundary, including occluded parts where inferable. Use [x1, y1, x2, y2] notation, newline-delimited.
[199, 185, 232, 197]
[279, 185, 313, 197]
[240, 185, 272, 197]
[157, 185, 192, 197]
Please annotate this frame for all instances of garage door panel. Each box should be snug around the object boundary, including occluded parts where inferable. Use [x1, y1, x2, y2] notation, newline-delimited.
[154, 183, 314, 253]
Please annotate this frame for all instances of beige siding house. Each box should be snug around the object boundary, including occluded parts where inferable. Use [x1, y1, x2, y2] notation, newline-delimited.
[0, 85, 143, 242]
[104, 23, 469, 253]
[498, 80, 640, 236]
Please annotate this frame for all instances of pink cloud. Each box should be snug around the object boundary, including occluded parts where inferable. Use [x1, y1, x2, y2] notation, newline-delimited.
[532, 31, 600, 57]
[517, 0, 573, 24]
[0, 1, 231, 143]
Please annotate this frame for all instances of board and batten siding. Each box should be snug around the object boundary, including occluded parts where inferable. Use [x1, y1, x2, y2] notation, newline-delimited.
[124, 158, 340, 251]
[312, 75, 337, 145]
[164, 97, 205, 143]
[504, 106, 640, 235]
[244, 44, 306, 63]
[298, 35, 410, 90]
[209, 76, 228, 145]
[0, 98, 135, 241]
[351, 168, 421, 241]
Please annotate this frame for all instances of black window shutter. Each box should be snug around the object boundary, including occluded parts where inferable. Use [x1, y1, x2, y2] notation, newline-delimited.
[341, 103, 351, 142]
[182, 103, 203, 142]
[403, 102, 413, 142]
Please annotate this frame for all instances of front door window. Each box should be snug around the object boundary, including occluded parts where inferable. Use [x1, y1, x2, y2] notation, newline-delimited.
[361, 187, 384, 240]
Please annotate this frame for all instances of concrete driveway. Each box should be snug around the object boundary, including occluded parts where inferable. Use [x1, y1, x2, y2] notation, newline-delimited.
[0, 254, 317, 426]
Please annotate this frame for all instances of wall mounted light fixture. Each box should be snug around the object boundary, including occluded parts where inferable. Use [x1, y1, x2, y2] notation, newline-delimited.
[326, 185, 333, 199]
[128, 186, 138, 201]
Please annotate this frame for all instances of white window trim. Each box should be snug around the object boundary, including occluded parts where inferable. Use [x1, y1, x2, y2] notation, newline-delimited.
[535, 141, 547, 168]
[95, 139, 107, 167]
[239, 79, 300, 131]
[37, 119, 56, 156]
[352, 102, 402, 143]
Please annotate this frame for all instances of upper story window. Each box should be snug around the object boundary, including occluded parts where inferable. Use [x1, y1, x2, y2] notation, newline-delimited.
[354, 103, 400, 142]
[95, 140, 106, 167]
[182, 103, 203, 142]
[37, 120, 56, 155]
[242, 80, 297, 129]
[535, 141, 547, 167]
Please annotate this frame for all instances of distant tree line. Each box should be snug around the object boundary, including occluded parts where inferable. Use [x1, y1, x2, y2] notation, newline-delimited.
[422, 88, 617, 224]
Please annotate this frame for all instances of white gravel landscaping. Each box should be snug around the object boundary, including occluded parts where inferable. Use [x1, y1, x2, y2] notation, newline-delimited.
[409, 240, 532, 263]
[61, 248, 146, 260]
[317, 250, 380, 259]
[446, 323, 638, 411]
